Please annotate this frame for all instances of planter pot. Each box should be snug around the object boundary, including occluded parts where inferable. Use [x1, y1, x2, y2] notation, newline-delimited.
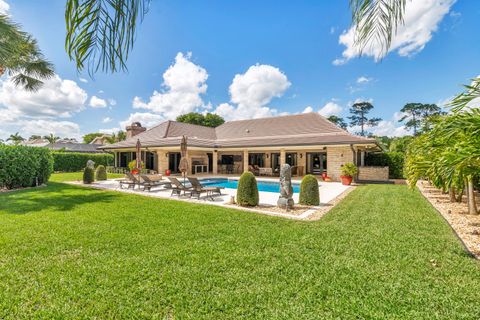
[165, 169, 171, 176]
[340, 175, 353, 186]
[321, 171, 328, 180]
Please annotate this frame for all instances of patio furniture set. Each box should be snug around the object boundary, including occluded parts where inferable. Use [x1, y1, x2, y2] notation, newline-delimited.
[118, 173, 224, 201]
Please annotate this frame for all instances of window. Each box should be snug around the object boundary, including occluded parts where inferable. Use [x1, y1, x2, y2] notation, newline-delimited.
[286, 153, 297, 166]
[249, 153, 265, 167]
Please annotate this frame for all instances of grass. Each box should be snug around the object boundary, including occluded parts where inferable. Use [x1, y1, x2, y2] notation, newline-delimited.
[0, 175, 479, 319]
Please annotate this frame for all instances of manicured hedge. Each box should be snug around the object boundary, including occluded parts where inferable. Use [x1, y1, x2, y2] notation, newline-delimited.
[52, 152, 114, 172]
[365, 152, 404, 179]
[83, 167, 95, 184]
[0, 145, 53, 189]
[95, 165, 107, 181]
[299, 174, 320, 206]
[236, 172, 259, 207]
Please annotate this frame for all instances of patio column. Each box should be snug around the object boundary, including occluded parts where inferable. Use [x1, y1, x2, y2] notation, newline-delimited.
[280, 149, 286, 167]
[243, 150, 249, 173]
[360, 151, 365, 167]
[212, 151, 218, 174]
[156, 151, 168, 175]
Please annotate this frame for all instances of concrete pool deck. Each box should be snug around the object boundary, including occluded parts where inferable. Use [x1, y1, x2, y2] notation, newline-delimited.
[70, 176, 351, 220]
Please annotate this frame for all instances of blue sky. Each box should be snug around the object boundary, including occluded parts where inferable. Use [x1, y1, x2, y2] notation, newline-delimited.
[1, 0, 479, 140]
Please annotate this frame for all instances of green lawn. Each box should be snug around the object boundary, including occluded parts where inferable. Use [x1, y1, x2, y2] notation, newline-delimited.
[0, 175, 479, 319]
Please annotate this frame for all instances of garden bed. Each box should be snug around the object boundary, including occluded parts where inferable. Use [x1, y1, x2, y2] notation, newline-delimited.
[417, 180, 480, 259]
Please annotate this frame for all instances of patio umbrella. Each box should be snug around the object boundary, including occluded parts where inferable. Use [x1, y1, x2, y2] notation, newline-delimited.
[136, 139, 142, 172]
[178, 135, 189, 185]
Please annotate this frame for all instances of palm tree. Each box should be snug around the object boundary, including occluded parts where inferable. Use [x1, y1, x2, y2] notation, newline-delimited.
[6, 132, 25, 145]
[0, 15, 55, 91]
[43, 134, 60, 144]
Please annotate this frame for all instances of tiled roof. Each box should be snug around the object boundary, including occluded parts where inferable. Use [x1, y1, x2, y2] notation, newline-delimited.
[102, 113, 376, 150]
[47, 142, 106, 153]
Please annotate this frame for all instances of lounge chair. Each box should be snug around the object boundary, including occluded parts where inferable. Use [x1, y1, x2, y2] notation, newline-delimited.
[119, 172, 140, 189]
[139, 174, 171, 192]
[248, 165, 259, 176]
[188, 177, 224, 200]
[168, 177, 192, 197]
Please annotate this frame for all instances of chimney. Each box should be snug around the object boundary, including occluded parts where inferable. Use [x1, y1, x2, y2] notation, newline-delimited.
[126, 122, 146, 139]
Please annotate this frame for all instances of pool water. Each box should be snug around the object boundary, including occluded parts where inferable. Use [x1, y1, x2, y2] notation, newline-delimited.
[200, 178, 300, 193]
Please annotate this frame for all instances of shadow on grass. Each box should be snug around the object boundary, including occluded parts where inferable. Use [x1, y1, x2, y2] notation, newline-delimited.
[0, 182, 120, 215]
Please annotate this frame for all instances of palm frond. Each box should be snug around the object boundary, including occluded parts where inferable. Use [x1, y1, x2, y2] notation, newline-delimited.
[65, 0, 151, 75]
[349, 0, 407, 58]
[449, 77, 480, 112]
[0, 15, 55, 91]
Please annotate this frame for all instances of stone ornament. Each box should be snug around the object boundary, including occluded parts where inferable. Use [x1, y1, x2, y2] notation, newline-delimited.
[277, 164, 294, 210]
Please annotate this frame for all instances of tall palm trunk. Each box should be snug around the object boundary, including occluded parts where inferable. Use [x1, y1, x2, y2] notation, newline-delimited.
[467, 177, 478, 215]
[448, 187, 456, 203]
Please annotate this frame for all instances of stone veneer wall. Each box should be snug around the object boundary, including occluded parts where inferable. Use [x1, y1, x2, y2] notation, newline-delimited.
[326, 146, 354, 181]
[357, 166, 389, 181]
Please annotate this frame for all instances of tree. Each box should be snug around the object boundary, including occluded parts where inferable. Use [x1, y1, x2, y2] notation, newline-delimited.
[327, 115, 347, 129]
[29, 135, 42, 141]
[389, 136, 413, 153]
[176, 112, 225, 127]
[6, 132, 25, 145]
[399, 103, 444, 135]
[44, 133, 60, 144]
[83, 133, 104, 144]
[0, 15, 55, 91]
[347, 102, 381, 136]
[405, 109, 480, 214]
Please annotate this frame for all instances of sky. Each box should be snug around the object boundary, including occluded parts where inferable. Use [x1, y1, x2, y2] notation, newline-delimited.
[1, 0, 479, 141]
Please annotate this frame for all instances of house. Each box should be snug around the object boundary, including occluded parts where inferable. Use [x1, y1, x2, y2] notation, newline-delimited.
[46, 142, 106, 153]
[101, 113, 387, 181]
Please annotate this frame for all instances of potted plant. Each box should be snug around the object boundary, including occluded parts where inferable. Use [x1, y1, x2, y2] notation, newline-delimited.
[128, 160, 144, 174]
[340, 163, 358, 185]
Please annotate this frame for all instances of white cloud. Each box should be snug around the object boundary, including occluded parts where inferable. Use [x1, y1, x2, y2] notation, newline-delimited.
[369, 120, 409, 137]
[99, 128, 119, 135]
[214, 64, 291, 120]
[0, 74, 87, 118]
[19, 119, 81, 139]
[213, 103, 236, 120]
[102, 117, 112, 123]
[330, 26, 337, 34]
[133, 52, 208, 119]
[0, 0, 9, 14]
[318, 101, 343, 117]
[79, 77, 88, 83]
[302, 106, 314, 113]
[89, 96, 107, 108]
[334, 0, 455, 64]
[356, 76, 372, 84]
[120, 112, 164, 129]
[108, 98, 117, 106]
[302, 101, 343, 118]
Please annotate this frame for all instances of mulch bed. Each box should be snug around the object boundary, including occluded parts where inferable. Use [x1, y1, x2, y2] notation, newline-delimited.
[417, 180, 480, 259]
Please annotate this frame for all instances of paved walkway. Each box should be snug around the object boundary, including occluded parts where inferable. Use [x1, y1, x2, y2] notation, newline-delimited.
[71, 176, 350, 220]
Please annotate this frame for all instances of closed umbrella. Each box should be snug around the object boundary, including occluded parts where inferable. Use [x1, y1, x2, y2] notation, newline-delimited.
[178, 135, 189, 185]
[136, 139, 142, 173]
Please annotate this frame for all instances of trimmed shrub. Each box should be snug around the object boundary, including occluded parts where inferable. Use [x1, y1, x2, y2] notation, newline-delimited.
[0, 145, 53, 189]
[365, 152, 404, 179]
[83, 167, 95, 184]
[236, 172, 259, 207]
[53, 152, 114, 172]
[95, 165, 107, 181]
[299, 174, 320, 206]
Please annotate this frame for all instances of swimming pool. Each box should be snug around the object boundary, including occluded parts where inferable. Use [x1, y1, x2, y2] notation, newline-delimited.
[199, 178, 300, 193]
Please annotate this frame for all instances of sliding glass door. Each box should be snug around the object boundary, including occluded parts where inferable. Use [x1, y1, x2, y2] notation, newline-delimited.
[307, 152, 327, 175]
